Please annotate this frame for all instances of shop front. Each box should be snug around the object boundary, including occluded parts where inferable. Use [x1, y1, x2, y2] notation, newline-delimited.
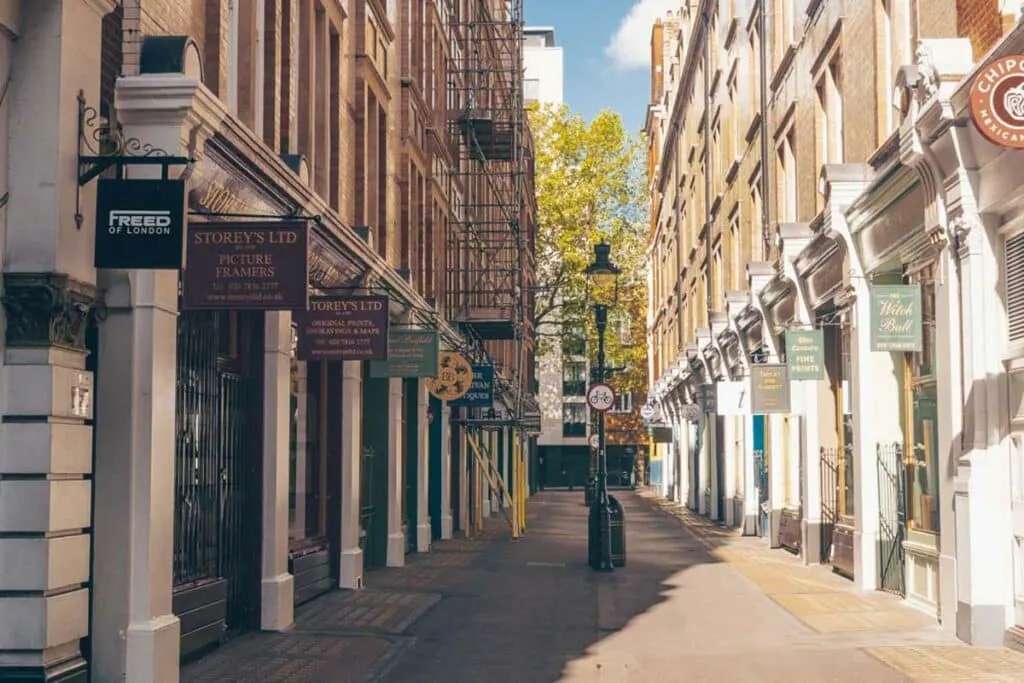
[791, 220, 857, 577]
[734, 300, 770, 537]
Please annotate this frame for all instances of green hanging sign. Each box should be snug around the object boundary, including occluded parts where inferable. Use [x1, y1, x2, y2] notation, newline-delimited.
[784, 329, 825, 381]
[369, 329, 440, 378]
[870, 285, 922, 352]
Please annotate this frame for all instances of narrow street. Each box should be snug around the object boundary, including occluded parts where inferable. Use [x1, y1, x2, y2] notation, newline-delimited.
[180, 489, 1024, 683]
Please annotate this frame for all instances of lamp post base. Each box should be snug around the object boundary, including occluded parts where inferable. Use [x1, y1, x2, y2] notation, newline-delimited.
[587, 498, 614, 572]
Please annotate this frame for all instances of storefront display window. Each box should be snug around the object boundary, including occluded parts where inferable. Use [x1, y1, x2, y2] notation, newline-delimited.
[905, 272, 939, 533]
[289, 326, 327, 546]
[840, 321, 855, 518]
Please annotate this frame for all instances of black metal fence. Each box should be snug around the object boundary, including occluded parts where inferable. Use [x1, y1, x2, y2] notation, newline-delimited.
[877, 442, 906, 597]
[820, 447, 839, 564]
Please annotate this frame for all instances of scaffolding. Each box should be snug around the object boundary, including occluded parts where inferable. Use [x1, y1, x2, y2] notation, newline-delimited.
[445, 0, 534, 422]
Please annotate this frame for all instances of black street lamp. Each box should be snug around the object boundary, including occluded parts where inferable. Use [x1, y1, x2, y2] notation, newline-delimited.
[585, 242, 620, 571]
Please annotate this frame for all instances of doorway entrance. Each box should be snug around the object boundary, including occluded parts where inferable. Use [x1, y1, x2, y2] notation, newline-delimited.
[172, 311, 263, 659]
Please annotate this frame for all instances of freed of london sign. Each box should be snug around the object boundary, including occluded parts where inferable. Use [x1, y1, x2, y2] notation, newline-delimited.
[869, 285, 922, 352]
[970, 55, 1024, 149]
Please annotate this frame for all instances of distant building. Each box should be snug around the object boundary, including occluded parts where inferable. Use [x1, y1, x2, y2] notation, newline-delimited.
[523, 26, 564, 105]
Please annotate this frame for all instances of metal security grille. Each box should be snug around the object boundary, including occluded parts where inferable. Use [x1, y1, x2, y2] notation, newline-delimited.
[820, 447, 840, 564]
[1007, 231, 1024, 342]
[173, 311, 261, 633]
[877, 442, 907, 597]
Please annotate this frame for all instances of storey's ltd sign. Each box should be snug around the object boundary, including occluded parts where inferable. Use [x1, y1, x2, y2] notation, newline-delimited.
[94, 178, 186, 269]
[750, 363, 790, 414]
[294, 295, 390, 361]
[182, 221, 310, 310]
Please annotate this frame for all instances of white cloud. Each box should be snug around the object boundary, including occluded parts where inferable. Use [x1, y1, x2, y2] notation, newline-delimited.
[605, 0, 680, 70]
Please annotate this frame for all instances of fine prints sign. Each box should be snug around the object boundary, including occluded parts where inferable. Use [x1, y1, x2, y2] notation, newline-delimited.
[426, 352, 474, 402]
[970, 55, 1024, 149]
[183, 221, 310, 310]
[750, 363, 790, 414]
[784, 329, 825, 381]
[294, 295, 389, 361]
[869, 285, 922, 352]
[94, 178, 187, 269]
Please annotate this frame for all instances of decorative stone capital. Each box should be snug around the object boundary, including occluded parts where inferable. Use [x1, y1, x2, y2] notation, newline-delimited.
[950, 214, 981, 259]
[2, 273, 101, 351]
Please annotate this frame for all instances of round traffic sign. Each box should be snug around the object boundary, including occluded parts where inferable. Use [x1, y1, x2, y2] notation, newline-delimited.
[588, 433, 600, 450]
[640, 404, 655, 420]
[586, 382, 616, 412]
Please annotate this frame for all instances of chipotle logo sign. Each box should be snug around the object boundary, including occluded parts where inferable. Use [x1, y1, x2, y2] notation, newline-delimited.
[970, 55, 1024, 149]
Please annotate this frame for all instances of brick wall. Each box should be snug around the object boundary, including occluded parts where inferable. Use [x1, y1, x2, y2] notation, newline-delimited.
[956, 0, 1005, 58]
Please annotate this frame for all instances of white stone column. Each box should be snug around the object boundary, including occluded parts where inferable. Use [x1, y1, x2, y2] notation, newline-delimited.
[78, 65, 210, 682]
[261, 312, 294, 629]
[850, 279, 903, 591]
[340, 360, 364, 589]
[800, 380, 823, 565]
[459, 424, 469, 533]
[416, 379, 431, 552]
[723, 414, 738, 526]
[934, 245, 961, 635]
[952, 214, 1013, 644]
[679, 410, 692, 507]
[441, 403, 454, 539]
[698, 413, 711, 516]
[386, 378, 405, 566]
[768, 414, 787, 546]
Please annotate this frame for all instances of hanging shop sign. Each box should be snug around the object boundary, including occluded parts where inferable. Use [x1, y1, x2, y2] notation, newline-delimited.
[969, 55, 1024, 150]
[869, 284, 922, 352]
[182, 221, 309, 310]
[449, 365, 495, 407]
[94, 178, 186, 269]
[522, 412, 542, 435]
[750, 363, 791, 414]
[425, 352, 474, 402]
[784, 329, 825, 381]
[368, 329, 439, 378]
[650, 427, 673, 444]
[294, 295, 389, 361]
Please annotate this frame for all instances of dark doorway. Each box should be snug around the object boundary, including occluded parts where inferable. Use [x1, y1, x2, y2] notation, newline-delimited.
[403, 378, 418, 554]
[361, 372, 389, 567]
[538, 445, 590, 489]
[172, 311, 263, 659]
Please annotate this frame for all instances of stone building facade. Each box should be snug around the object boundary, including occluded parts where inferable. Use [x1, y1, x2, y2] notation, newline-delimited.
[0, 1, 535, 681]
[646, 0, 1024, 648]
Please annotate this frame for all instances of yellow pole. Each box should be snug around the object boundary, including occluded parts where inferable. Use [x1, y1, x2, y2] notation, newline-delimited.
[516, 433, 526, 535]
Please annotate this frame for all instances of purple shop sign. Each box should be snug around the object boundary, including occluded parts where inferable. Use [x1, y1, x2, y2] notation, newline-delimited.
[182, 221, 310, 311]
[295, 295, 390, 361]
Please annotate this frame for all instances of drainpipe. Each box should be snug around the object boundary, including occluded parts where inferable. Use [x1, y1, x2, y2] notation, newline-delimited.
[758, 0, 771, 262]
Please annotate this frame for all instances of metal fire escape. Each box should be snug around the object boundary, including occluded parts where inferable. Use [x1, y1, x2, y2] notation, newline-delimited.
[445, 0, 534, 425]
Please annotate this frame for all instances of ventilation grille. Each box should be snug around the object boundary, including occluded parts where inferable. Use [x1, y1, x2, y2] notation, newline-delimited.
[1007, 231, 1024, 342]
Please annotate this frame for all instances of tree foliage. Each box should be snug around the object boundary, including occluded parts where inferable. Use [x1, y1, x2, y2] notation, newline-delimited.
[528, 104, 650, 416]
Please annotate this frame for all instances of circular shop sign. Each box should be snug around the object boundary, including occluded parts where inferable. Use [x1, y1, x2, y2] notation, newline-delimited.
[970, 55, 1024, 149]
[640, 404, 655, 420]
[425, 352, 473, 402]
[588, 433, 600, 450]
[586, 382, 616, 413]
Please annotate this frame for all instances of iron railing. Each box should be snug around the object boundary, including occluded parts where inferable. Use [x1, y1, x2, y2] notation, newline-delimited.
[820, 447, 840, 564]
[877, 442, 907, 596]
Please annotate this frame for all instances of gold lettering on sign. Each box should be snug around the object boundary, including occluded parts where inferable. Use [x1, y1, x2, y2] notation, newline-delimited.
[197, 180, 254, 216]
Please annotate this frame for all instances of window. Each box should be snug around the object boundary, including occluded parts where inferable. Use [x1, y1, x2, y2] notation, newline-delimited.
[562, 333, 586, 357]
[562, 403, 587, 437]
[904, 271, 938, 533]
[751, 180, 764, 261]
[562, 360, 586, 396]
[610, 391, 633, 414]
[525, 78, 540, 104]
[729, 212, 741, 290]
[776, 129, 796, 223]
[713, 243, 724, 306]
[1006, 231, 1024, 342]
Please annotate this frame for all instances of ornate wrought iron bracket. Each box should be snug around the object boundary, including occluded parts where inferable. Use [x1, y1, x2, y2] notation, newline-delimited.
[74, 90, 194, 228]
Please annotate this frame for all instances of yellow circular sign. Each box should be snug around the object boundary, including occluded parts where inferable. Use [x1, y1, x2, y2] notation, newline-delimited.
[425, 352, 473, 402]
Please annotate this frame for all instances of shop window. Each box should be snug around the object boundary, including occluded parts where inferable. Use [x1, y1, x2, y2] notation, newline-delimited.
[610, 391, 633, 414]
[1006, 231, 1024, 343]
[904, 271, 939, 533]
[289, 339, 327, 544]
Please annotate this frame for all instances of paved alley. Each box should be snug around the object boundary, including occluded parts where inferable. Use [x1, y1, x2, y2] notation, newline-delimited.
[181, 491, 1024, 683]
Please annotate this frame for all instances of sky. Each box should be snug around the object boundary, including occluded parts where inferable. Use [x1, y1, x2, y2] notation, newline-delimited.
[524, 0, 678, 134]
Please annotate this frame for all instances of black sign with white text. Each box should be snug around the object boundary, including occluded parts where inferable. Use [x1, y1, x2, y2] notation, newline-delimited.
[94, 178, 186, 269]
